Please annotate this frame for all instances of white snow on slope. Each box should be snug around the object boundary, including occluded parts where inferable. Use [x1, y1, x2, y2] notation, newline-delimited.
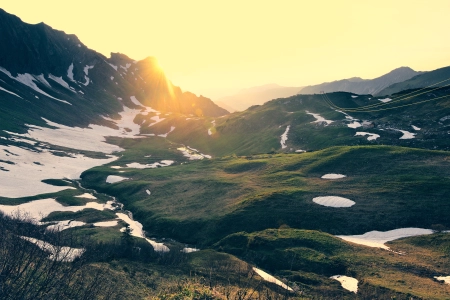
[347, 121, 362, 129]
[182, 247, 199, 253]
[48, 74, 75, 92]
[36, 74, 51, 87]
[313, 196, 355, 208]
[21, 236, 85, 262]
[107, 63, 118, 71]
[355, 132, 380, 141]
[321, 174, 346, 179]
[280, 125, 290, 149]
[116, 213, 169, 252]
[82, 65, 94, 86]
[351, 95, 358, 98]
[46, 220, 86, 231]
[306, 111, 333, 125]
[67, 63, 75, 81]
[0, 67, 71, 105]
[411, 125, 421, 131]
[148, 115, 165, 126]
[177, 147, 211, 160]
[253, 267, 293, 291]
[0, 145, 116, 198]
[75, 193, 97, 199]
[330, 275, 358, 293]
[106, 175, 128, 183]
[337, 228, 434, 250]
[125, 160, 174, 169]
[0, 86, 22, 98]
[94, 220, 119, 227]
[130, 96, 142, 106]
[158, 126, 175, 137]
[378, 97, 392, 103]
[0, 198, 112, 220]
[9, 105, 152, 154]
[397, 129, 416, 139]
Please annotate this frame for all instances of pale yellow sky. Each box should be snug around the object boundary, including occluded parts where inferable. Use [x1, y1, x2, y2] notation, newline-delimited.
[2, 1, 450, 99]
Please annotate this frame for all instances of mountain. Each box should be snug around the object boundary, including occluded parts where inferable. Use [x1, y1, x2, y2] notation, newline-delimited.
[298, 67, 422, 95]
[0, 8, 227, 133]
[376, 65, 450, 96]
[215, 83, 303, 111]
[2, 8, 450, 300]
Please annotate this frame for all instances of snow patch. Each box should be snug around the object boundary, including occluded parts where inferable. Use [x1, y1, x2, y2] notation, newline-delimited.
[434, 276, 450, 285]
[182, 247, 199, 253]
[48, 74, 75, 92]
[0, 86, 22, 98]
[347, 121, 362, 129]
[378, 97, 392, 103]
[130, 96, 142, 106]
[0, 67, 71, 105]
[94, 220, 119, 227]
[67, 63, 75, 81]
[280, 125, 290, 149]
[125, 160, 174, 169]
[312, 196, 355, 207]
[20, 236, 85, 262]
[45, 220, 86, 231]
[253, 267, 293, 291]
[337, 228, 434, 250]
[177, 147, 211, 160]
[75, 193, 97, 199]
[355, 132, 380, 141]
[321, 174, 346, 179]
[330, 275, 358, 293]
[351, 95, 358, 98]
[306, 111, 333, 125]
[396, 129, 416, 139]
[158, 126, 175, 137]
[106, 175, 128, 183]
[411, 125, 421, 131]
[116, 213, 169, 252]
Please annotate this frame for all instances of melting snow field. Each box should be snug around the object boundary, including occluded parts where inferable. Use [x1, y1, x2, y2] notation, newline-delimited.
[312, 196, 355, 208]
[116, 213, 169, 252]
[46, 220, 86, 231]
[20, 236, 85, 262]
[0, 144, 116, 198]
[355, 132, 380, 141]
[321, 174, 347, 179]
[330, 275, 358, 293]
[337, 228, 434, 250]
[280, 125, 290, 149]
[106, 175, 128, 183]
[306, 111, 333, 125]
[253, 267, 293, 291]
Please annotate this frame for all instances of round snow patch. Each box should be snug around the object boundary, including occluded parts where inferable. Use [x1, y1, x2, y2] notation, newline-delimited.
[313, 196, 355, 207]
[321, 174, 346, 179]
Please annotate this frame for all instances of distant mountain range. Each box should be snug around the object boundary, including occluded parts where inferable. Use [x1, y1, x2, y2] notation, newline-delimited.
[298, 67, 422, 96]
[0, 8, 227, 132]
[215, 84, 303, 112]
[376, 65, 450, 96]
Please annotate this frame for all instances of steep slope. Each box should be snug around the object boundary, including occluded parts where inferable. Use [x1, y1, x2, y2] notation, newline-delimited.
[0, 8, 227, 133]
[376, 65, 450, 96]
[216, 84, 303, 111]
[299, 67, 421, 95]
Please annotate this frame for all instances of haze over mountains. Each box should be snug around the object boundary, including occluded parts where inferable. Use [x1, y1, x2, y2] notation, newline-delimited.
[215, 67, 425, 111]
